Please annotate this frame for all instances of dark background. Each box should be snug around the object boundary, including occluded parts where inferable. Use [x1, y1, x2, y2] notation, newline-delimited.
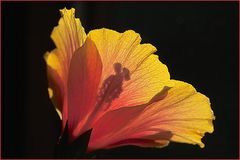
[2, 2, 239, 159]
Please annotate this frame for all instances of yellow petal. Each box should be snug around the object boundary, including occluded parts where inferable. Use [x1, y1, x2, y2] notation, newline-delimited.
[136, 80, 215, 148]
[88, 29, 173, 112]
[44, 8, 86, 126]
[44, 50, 64, 118]
[100, 131, 171, 152]
[88, 80, 214, 150]
[44, 49, 63, 79]
[51, 8, 86, 67]
[45, 7, 87, 90]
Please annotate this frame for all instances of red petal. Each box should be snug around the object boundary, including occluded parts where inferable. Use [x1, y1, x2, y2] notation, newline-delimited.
[67, 38, 103, 141]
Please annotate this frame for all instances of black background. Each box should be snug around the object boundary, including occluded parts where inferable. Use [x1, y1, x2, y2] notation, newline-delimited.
[2, 1, 239, 159]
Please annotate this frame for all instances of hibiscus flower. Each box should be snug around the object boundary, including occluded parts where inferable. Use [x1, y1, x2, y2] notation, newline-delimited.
[44, 8, 215, 152]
